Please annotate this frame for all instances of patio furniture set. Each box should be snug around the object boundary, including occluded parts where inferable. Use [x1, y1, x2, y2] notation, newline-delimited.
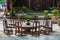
[3, 15, 53, 36]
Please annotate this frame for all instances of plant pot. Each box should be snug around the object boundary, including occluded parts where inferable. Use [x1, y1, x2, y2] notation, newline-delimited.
[26, 22, 30, 25]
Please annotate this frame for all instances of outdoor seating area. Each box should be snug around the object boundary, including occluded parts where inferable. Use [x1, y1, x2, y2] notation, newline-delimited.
[3, 14, 53, 36]
[1, 0, 60, 40]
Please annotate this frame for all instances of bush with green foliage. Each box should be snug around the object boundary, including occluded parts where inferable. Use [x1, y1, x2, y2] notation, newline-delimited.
[44, 10, 49, 14]
[14, 7, 23, 12]
[14, 6, 38, 13]
[25, 15, 34, 19]
[52, 9, 59, 15]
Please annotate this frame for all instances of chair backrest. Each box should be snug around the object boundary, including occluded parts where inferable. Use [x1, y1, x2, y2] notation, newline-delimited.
[8, 19, 15, 24]
[3, 19, 8, 28]
[15, 21, 22, 29]
[33, 20, 40, 27]
[45, 20, 53, 27]
[40, 20, 46, 26]
[15, 21, 23, 34]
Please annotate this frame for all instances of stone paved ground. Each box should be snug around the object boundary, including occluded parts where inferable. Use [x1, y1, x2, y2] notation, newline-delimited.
[0, 34, 60, 40]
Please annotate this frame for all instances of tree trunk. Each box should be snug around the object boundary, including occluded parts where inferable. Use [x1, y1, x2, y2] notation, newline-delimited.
[29, 0, 31, 8]
[9, 0, 16, 12]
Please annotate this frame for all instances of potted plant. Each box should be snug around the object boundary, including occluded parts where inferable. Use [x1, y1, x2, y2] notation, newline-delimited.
[52, 9, 59, 24]
[26, 19, 30, 25]
[25, 15, 34, 25]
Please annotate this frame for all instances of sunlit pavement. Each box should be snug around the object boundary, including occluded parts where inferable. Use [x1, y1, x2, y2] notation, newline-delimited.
[0, 20, 60, 40]
[0, 33, 60, 40]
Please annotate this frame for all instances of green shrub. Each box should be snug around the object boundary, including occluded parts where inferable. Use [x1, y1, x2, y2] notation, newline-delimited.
[44, 10, 49, 14]
[14, 7, 23, 12]
[25, 15, 34, 19]
[14, 6, 35, 13]
[52, 9, 59, 15]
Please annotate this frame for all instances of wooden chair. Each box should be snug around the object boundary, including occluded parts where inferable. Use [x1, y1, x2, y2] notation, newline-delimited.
[30, 20, 48, 35]
[41, 20, 53, 35]
[36, 19, 46, 35]
[38, 20, 50, 35]
[15, 21, 26, 36]
[3, 19, 14, 35]
[19, 16, 26, 22]
[45, 20, 53, 32]
[31, 20, 40, 36]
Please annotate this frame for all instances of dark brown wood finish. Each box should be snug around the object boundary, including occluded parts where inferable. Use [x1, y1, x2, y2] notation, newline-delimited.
[15, 21, 26, 36]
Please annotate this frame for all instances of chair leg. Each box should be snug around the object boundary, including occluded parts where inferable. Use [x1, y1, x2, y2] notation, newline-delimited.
[44, 29, 49, 35]
[4, 29, 5, 33]
[51, 28, 52, 32]
[15, 29, 17, 35]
